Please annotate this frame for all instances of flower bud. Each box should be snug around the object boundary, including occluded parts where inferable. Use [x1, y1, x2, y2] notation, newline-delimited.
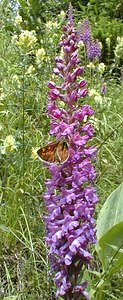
[55, 56, 64, 63]
[69, 90, 78, 103]
[48, 81, 56, 89]
[78, 88, 88, 97]
[64, 45, 71, 52]
[73, 66, 85, 77]
[48, 89, 59, 100]
[56, 63, 64, 71]
[78, 79, 87, 88]
[53, 68, 60, 75]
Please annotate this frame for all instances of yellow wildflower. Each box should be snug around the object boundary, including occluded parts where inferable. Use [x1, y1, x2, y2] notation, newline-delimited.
[1, 135, 17, 154]
[87, 62, 95, 69]
[36, 48, 46, 61]
[14, 15, 22, 26]
[46, 20, 59, 30]
[15, 30, 37, 51]
[31, 147, 39, 159]
[26, 65, 35, 75]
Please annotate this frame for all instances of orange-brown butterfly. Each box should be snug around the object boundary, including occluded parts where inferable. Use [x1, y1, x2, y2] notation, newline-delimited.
[37, 138, 69, 164]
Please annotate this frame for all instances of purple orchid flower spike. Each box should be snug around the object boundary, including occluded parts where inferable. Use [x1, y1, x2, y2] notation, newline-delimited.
[39, 3, 99, 299]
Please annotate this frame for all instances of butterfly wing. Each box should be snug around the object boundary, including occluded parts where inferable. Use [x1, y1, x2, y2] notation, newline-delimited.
[56, 140, 69, 163]
[37, 139, 69, 164]
[37, 140, 59, 163]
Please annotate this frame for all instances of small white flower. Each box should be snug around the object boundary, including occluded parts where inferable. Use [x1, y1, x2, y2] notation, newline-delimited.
[89, 89, 98, 97]
[114, 36, 123, 62]
[106, 37, 110, 48]
[60, 10, 65, 18]
[98, 63, 105, 74]
[78, 41, 84, 49]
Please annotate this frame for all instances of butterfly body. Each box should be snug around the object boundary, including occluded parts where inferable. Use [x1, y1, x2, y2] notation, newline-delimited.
[37, 138, 69, 164]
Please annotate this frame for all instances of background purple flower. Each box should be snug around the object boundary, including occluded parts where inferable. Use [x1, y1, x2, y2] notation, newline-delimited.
[77, 17, 101, 61]
[86, 39, 101, 59]
[77, 18, 91, 44]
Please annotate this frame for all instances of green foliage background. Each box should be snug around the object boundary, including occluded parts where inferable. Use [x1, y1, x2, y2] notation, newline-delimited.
[0, 0, 123, 299]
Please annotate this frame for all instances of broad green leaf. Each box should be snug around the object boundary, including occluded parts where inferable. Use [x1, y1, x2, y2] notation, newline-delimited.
[96, 183, 123, 276]
[96, 183, 123, 240]
[98, 222, 123, 275]
[106, 243, 123, 253]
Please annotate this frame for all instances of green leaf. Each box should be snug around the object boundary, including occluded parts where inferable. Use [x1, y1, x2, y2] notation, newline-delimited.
[18, 0, 29, 11]
[99, 222, 123, 275]
[78, 2, 86, 13]
[107, 243, 123, 254]
[96, 183, 123, 276]
[96, 183, 123, 239]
